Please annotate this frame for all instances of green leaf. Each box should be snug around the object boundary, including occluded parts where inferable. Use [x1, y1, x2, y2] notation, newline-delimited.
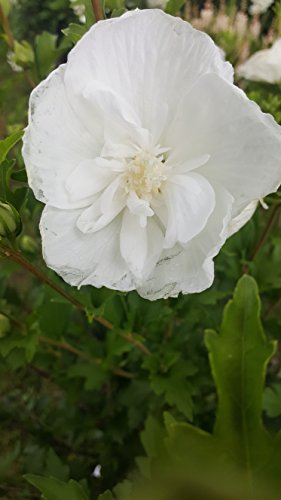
[45, 449, 70, 482]
[113, 480, 132, 500]
[24, 475, 89, 500]
[205, 275, 276, 474]
[98, 492, 114, 500]
[263, 384, 281, 418]
[67, 362, 107, 390]
[34, 32, 62, 79]
[140, 415, 166, 461]
[150, 364, 194, 420]
[62, 23, 87, 44]
[11, 40, 35, 68]
[0, 130, 24, 163]
[165, 0, 185, 15]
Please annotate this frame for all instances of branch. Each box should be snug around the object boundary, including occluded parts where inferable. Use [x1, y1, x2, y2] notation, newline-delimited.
[91, 0, 104, 21]
[0, 243, 111, 329]
[0, 3, 14, 49]
[0, 242, 151, 357]
[249, 205, 280, 261]
[38, 335, 134, 379]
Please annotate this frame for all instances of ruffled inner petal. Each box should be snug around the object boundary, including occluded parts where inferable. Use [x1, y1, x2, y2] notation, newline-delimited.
[77, 178, 126, 233]
[163, 172, 215, 248]
[120, 209, 164, 279]
[137, 185, 233, 300]
[65, 157, 123, 202]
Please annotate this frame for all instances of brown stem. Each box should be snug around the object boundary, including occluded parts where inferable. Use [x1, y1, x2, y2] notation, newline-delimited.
[38, 335, 134, 379]
[121, 332, 151, 356]
[91, 0, 104, 21]
[0, 243, 150, 356]
[0, 243, 111, 329]
[250, 205, 280, 261]
[0, 3, 14, 49]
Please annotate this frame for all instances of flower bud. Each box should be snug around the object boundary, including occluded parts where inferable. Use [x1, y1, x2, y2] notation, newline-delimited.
[19, 235, 39, 254]
[0, 202, 21, 237]
[0, 314, 10, 338]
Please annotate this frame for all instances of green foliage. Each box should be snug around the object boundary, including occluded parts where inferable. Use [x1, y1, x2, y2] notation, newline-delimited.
[263, 384, 281, 418]
[165, 0, 185, 16]
[25, 475, 89, 500]
[0, 130, 24, 163]
[100, 276, 281, 500]
[62, 23, 87, 44]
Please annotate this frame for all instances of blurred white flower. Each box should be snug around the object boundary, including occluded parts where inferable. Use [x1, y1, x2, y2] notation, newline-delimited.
[238, 38, 281, 83]
[250, 0, 274, 14]
[22, 10, 281, 300]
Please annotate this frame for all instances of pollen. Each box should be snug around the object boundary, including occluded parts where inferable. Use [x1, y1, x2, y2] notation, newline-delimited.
[123, 151, 167, 200]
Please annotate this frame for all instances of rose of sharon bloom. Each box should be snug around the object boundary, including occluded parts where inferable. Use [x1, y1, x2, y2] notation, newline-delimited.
[22, 9, 281, 300]
[250, 0, 274, 15]
[238, 39, 281, 84]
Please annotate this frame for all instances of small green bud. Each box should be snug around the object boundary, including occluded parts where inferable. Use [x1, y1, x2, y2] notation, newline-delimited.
[20, 235, 39, 254]
[0, 201, 21, 237]
[0, 313, 10, 338]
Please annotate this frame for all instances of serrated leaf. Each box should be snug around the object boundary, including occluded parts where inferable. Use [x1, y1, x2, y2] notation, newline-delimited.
[205, 275, 276, 474]
[0, 130, 23, 163]
[150, 369, 193, 420]
[24, 474, 89, 500]
[62, 23, 87, 44]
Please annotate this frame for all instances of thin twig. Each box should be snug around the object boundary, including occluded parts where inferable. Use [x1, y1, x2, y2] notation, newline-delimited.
[0, 3, 14, 49]
[0, 243, 111, 329]
[250, 205, 280, 261]
[91, 0, 104, 21]
[38, 335, 134, 379]
[121, 332, 151, 356]
[0, 243, 151, 356]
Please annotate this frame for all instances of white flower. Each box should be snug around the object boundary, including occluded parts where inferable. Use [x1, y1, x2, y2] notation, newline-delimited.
[237, 39, 281, 83]
[250, 0, 274, 15]
[22, 9, 281, 300]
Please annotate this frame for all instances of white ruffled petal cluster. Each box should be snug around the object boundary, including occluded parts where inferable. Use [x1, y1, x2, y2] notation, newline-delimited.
[22, 9, 281, 300]
[237, 39, 281, 84]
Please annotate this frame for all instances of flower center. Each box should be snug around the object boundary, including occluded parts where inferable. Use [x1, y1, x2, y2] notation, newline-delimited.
[122, 151, 167, 200]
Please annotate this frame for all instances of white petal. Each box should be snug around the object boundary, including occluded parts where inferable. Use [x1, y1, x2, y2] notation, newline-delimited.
[64, 10, 233, 144]
[120, 210, 164, 279]
[171, 154, 210, 174]
[228, 200, 258, 238]
[138, 186, 233, 300]
[166, 73, 281, 216]
[237, 39, 281, 84]
[77, 178, 126, 233]
[127, 192, 154, 227]
[65, 157, 122, 201]
[163, 172, 215, 248]
[22, 65, 100, 209]
[40, 206, 134, 290]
